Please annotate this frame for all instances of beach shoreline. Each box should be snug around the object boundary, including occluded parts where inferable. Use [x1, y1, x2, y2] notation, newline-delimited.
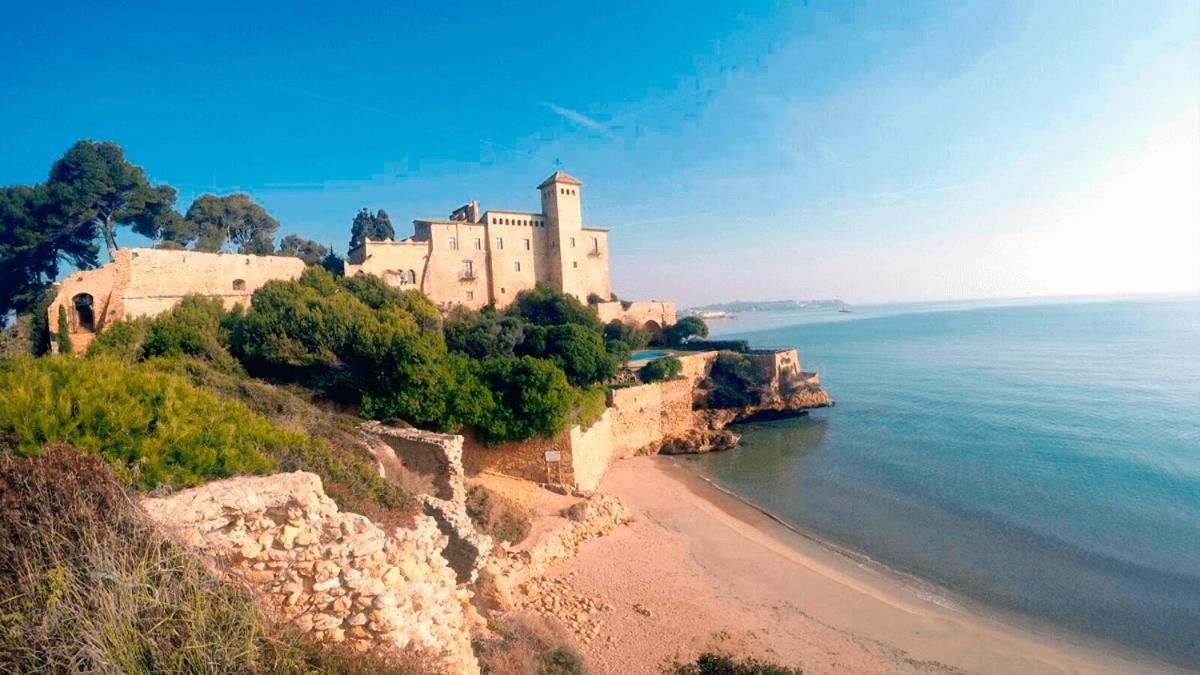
[552, 455, 1186, 675]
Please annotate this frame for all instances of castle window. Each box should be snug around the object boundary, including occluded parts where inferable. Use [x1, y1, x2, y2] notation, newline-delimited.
[570, 237, 576, 247]
[72, 293, 95, 332]
[462, 260, 475, 278]
[466, 291, 474, 300]
[524, 239, 531, 250]
[407, 270, 416, 284]
[448, 236, 458, 250]
[496, 237, 504, 250]
[573, 261, 578, 268]
[492, 217, 497, 224]
[474, 238, 482, 250]
[501, 287, 507, 294]
[514, 261, 521, 272]
[591, 237, 599, 252]
[232, 279, 246, 291]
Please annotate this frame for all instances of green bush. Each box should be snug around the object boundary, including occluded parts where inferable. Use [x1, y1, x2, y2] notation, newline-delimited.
[464, 484, 532, 545]
[507, 283, 601, 331]
[639, 355, 682, 383]
[85, 316, 151, 360]
[668, 652, 801, 674]
[55, 305, 71, 354]
[662, 316, 709, 347]
[603, 320, 650, 362]
[573, 383, 609, 430]
[708, 350, 763, 408]
[475, 356, 574, 445]
[0, 356, 286, 490]
[444, 306, 525, 361]
[538, 324, 616, 386]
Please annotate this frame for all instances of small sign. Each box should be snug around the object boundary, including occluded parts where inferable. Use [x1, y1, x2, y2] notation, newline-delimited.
[544, 450, 561, 462]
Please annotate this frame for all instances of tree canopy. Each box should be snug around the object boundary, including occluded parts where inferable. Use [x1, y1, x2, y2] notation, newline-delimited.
[0, 184, 98, 319]
[278, 234, 329, 265]
[348, 208, 394, 251]
[184, 193, 279, 254]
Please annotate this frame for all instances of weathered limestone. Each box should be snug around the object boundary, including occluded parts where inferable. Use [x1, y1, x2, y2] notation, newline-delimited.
[141, 472, 481, 675]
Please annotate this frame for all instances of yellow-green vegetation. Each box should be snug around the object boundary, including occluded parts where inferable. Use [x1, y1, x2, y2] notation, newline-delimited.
[574, 384, 610, 430]
[0, 355, 280, 490]
[0, 448, 426, 674]
[476, 612, 585, 675]
[464, 484, 533, 546]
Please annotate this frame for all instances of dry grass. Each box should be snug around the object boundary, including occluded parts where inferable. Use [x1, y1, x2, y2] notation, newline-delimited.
[465, 484, 533, 546]
[475, 611, 585, 675]
[0, 447, 430, 674]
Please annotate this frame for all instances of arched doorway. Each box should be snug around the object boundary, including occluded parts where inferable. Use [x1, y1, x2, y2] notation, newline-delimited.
[643, 320, 662, 343]
[72, 293, 95, 332]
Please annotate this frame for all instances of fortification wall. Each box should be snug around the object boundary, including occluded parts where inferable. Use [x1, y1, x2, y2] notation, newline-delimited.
[48, 248, 305, 355]
[568, 410, 616, 492]
[593, 300, 677, 330]
[121, 249, 306, 317]
[483, 220, 551, 308]
[606, 379, 698, 458]
[461, 428, 575, 488]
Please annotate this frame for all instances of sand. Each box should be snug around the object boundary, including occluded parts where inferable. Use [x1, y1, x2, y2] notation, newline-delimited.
[535, 456, 1183, 675]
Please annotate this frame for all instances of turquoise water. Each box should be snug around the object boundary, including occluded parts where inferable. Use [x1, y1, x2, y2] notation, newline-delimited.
[629, 349, 670, 362]
[688, 297, 1200, 668]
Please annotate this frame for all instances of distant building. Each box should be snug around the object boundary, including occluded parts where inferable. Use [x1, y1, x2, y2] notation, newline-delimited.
[344, 172, 614, 310]
[48, 173, 674, 355]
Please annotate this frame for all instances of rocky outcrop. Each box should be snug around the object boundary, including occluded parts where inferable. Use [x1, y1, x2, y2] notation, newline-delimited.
[658, 428, 741, 455]
[141, 472, 481, 675]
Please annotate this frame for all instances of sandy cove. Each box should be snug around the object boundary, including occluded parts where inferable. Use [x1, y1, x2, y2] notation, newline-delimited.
[527, 455, 1182, 675]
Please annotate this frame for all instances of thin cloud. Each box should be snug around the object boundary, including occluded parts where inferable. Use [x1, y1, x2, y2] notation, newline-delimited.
[542, 101, 611, 135]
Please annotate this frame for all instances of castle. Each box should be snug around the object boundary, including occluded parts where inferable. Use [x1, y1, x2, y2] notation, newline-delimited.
[48, 173, 675, 354]
[345, 172, 610, 310]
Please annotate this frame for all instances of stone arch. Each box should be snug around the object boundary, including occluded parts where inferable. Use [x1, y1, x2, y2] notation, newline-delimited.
[72, 293, 95, 332]
[232, 278, 246, 291]
[407, 270, 417, 284]
[643, 320, 662, 341]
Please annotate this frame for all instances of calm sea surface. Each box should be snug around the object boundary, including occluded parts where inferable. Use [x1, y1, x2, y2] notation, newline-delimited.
[689, 296, 1200, 668]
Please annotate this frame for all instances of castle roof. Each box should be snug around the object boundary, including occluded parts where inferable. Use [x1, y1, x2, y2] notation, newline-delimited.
[537, 171, 582, 189]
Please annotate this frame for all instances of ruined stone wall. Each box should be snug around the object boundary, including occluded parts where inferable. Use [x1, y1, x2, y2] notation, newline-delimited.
[593, 300, 677, 330]
[48, 248, 305, 355]
[359, 422, 466, 504]
[141, 472, 480, 675]
[121, 249, 306, 317]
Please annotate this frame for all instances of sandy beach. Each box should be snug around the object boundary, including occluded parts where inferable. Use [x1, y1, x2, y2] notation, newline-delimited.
[529, 456, 1184, 675]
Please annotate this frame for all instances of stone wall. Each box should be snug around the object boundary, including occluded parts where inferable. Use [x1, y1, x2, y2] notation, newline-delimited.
[593, 300, 678, 331]
[461, 428, 575, 488]
[359, 422, 466, 504]
[48, 248, 306, 355]
[141, 472, 481, 674]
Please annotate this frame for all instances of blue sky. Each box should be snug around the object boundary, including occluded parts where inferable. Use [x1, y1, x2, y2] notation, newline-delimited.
[2, 1, 1197, 306]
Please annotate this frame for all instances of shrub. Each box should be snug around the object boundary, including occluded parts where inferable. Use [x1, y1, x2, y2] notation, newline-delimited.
[338, 272, 441, 331]
[667, 652, 802, 674]
[476, 612, 584, 675]
[475, 356, 574, 444]
[602, 320, 650, 362]
[464, 484, 532, 545]
[662, 316, 708, 347]
[85, 316, 151, 360]
[573, 384, 609, 430]
[444, 306, 525, 360]
[539, 324, 616, 386]
[708, 351, 763, 408]
[0, 356, 283, 490]
[55, 305, 70, 354]
[639, 355, 682, 383]
[0, 448, 426, 674]
[508, 283, 601, 331]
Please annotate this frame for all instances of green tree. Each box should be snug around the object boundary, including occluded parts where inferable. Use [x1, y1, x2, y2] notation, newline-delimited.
[475, 356, 574, 444]
[55, 305, 71, 355]
[444, 307, 525, 361]
[184, 193, 279, 254]
[337, 273, 441, 331]
[507, 283, 601, 330]
[602, 319, 650, 362]
[538, 324, 616, 386]
[663, 316, 709, 347]
[320, 250, 344, 276]
[278, 233, 329, 265]
[0, 184, 99, 320]
[45, 140, 180, 255]
[347, 208, 394, 251]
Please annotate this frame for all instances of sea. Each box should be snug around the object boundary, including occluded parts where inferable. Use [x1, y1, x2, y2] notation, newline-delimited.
[684, 295, 1200, 669]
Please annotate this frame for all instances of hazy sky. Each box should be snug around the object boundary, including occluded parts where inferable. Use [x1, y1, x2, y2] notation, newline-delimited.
[2, 1, 1197, 306]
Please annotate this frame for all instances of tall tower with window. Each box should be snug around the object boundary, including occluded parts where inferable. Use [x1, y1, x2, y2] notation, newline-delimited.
[538, 171, 583, 295]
